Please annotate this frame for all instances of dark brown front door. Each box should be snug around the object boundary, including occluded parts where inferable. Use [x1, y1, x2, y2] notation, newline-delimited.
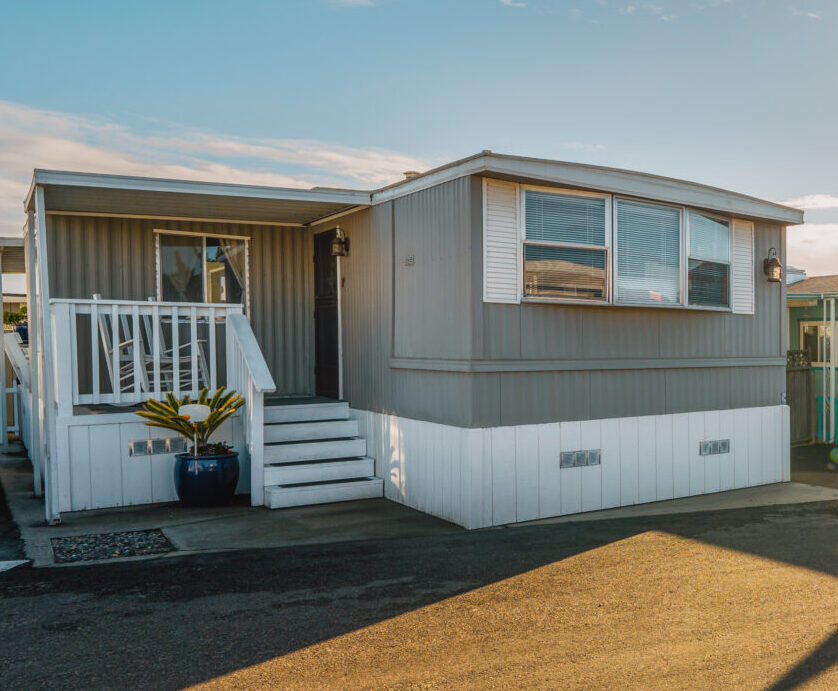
[314, 230, 339, 399]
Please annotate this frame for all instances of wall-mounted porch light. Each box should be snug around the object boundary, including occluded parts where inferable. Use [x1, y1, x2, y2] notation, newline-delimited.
[764, 247, 782, 283]
[330, 226, 350, 257]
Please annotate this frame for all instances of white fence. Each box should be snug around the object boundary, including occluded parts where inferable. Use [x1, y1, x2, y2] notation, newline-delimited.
[51, 298, 243, 411]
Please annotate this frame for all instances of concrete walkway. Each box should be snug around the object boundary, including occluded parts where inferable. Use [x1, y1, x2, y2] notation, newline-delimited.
[0, 448, 458, 567]
[5, 441, 838, 567]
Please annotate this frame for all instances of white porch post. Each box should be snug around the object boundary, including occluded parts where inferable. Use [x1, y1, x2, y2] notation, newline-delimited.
[34, 187, 60, 524]
[25, 212, 42, 497]
[0, 250, 7, 452]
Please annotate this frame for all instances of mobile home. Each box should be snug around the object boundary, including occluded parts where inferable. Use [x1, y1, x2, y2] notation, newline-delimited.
[11, 151, 803, 528]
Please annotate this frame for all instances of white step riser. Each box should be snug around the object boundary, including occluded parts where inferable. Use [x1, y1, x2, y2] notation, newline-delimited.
[265, 478, 384, 509]
[264, 458, 375, 486]
[264, 419, 358, 443]
[265, 403, 349, 424]
[264, 438, 367, 464]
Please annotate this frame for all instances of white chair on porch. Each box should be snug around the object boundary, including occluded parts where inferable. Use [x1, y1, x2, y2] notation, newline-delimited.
[95, 300, 211, 400]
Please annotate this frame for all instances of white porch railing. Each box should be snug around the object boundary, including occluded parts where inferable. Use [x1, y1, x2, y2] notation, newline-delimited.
[226, 312, 276, 506]
[4, 333, 28, 448]
[50, 298, 244, 411]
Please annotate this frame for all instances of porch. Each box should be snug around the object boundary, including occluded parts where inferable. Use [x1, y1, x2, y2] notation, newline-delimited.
[12, 170, 380, 524]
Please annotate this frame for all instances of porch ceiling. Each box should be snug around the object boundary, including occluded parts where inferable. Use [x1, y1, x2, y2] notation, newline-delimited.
[28, 171, 372, 226]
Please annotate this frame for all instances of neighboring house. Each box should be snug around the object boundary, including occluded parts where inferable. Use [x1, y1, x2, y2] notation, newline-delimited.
[786, 266, 807, 286]
[3, 293, 27, 319]
[787, 274, 838, 442]
[8, 151, 803, 528]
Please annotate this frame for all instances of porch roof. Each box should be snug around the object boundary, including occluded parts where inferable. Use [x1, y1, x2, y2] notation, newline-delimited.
[24, 170, 371, 227]
[0, 237, 25, 274]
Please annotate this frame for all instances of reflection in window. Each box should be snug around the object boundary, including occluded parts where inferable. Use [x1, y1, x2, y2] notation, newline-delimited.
[524, 245, 606, 300]
[801, 322, 832, 365]
[158, 233, 247, 305]
[206, 237, 246, 304]
[160, 234, 203, 302]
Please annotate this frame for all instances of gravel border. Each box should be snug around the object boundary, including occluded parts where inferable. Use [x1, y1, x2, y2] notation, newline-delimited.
[50, 529, 174, 563]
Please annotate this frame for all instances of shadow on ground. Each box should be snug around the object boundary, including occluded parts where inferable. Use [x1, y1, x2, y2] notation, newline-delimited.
[791, 443, 838, 490]
[0, 445, 837, 688]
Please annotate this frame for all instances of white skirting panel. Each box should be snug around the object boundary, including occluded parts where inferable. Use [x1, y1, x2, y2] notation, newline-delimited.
[353, 405, 791, 530]
[55, 414, 244, 512]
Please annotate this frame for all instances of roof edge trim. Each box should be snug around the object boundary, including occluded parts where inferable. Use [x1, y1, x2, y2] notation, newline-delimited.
[25, 169, 372, 210]
[370, 153, 804, 225]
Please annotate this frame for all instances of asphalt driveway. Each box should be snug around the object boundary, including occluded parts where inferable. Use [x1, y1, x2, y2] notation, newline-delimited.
[2, 499, 838, 690]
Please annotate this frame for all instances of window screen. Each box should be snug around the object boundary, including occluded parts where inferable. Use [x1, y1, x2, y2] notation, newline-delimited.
[615, 199, 681, 305]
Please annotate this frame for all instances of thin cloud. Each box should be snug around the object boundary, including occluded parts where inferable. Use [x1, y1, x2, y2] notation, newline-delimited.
[780, 194, 838, 211]
[788, 223, 838, 276]
[619, 3, 676, 20]
[500, 0, 527, 7]
[0, 100, 430, 238]
[790, 7, 821, 19]
[563, 141, 607, 153]
[332, 0, 374, 6]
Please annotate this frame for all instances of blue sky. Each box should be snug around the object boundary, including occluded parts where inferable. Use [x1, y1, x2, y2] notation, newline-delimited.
[0, 0, 835, 286]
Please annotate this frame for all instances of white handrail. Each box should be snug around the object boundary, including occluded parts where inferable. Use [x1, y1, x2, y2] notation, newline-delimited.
[226, 312, 276, 506]
[4, 333, 30, 389]
[226, 314, 275, 392]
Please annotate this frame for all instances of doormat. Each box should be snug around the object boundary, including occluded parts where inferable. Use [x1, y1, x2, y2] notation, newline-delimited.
[51, 529, 174, 563]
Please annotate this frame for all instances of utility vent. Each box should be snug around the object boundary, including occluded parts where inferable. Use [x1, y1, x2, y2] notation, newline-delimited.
[699, 439, 730, 456]
[129, 437, 188, 456]
[560, 449, 601, 469]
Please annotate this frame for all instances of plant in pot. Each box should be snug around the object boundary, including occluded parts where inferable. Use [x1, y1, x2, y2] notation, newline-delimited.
[137, 387, 245, 507]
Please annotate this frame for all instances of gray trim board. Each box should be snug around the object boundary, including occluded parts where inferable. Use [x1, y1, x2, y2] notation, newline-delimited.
[390, 357, 787, 373]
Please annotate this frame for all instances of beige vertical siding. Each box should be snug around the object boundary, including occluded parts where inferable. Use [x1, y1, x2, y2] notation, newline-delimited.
[46, 214, 313, 396]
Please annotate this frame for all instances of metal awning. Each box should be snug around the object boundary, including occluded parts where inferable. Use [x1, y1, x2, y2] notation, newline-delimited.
[25, 170, 372, 227]
[0, 237, 25, 274]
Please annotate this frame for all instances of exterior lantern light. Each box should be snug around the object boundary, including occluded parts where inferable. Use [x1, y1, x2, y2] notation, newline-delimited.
[330, 226, 350, 257]
[763, 247, 782, 283]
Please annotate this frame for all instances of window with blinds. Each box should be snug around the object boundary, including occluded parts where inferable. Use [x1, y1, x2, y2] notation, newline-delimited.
[523, 189, 609, 301]
[615, 199, 681, 305]
[687, 211, 730, 307]
[493, 179, 747, 311]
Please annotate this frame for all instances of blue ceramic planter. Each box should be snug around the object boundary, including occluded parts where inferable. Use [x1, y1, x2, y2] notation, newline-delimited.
[174, 452, 239, 507]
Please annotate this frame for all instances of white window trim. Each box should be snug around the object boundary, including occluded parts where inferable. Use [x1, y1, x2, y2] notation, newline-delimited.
[800, 320, 831, 367]
[154, 229, 251, 315]
[516, 186, 735, 313]
[520, 184, 612, 304]
[685, 209, 733, 309]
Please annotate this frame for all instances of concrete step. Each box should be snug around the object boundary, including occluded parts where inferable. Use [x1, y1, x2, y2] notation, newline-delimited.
[264, 419, 359, 444]
[265, 401, 349, 424]
[264, 457, 375, 486]
[265, 477, 384, 509]
[264, 437, 367, 464]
